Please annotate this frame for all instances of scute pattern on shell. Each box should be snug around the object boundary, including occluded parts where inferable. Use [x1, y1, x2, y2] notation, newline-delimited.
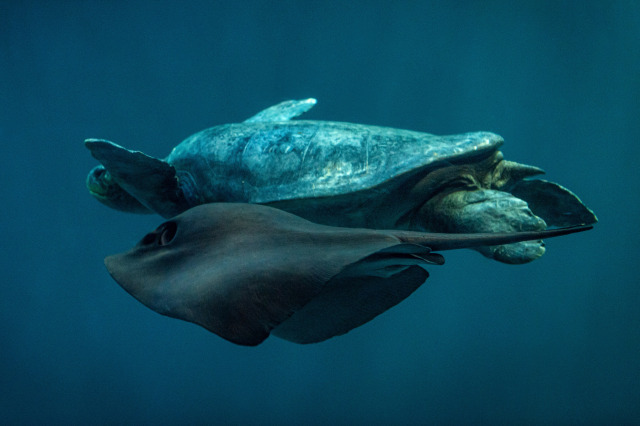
[168, 120, 503, 204]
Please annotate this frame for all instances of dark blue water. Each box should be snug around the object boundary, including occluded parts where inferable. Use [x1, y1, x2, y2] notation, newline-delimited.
[1, 1, 638, 424]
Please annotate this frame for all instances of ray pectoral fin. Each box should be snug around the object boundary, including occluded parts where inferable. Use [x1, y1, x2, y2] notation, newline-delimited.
[271, 248, 433, 344]
[197, 298, 275, 347]
[85, 139, 186, 218]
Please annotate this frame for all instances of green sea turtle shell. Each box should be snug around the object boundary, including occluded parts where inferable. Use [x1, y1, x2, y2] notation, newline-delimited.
[168, 120, 503, 205]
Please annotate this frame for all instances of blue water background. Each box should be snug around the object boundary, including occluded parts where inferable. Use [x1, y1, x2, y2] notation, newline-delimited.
[1, 1, 638, 424]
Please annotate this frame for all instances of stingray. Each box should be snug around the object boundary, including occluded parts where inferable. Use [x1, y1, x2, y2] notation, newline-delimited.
[105, 203, 592, 346]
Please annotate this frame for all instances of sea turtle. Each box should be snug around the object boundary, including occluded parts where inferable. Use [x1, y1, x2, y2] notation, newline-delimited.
[85, 98, 596, 264]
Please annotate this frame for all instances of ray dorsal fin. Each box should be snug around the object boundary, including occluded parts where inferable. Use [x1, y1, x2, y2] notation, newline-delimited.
[244, 98, 317, 123]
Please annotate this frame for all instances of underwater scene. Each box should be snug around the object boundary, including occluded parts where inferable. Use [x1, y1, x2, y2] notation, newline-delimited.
[1, 1, 638, 424]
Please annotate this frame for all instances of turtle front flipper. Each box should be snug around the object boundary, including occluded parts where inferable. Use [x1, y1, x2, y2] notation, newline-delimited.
[85, 139, 192, 218]
[243, 98, 317, 123]
[409, 152, 596, 264]
[508, 179, 597, 227]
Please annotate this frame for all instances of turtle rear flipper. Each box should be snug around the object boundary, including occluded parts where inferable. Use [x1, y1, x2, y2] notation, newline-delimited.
[85, 139, 190, 218]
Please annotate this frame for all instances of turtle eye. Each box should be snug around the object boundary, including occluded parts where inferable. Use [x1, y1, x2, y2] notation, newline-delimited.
[159, 222, 178, 246]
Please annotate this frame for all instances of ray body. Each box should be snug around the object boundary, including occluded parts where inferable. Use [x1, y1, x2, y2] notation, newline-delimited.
[105, 203, 591, 346]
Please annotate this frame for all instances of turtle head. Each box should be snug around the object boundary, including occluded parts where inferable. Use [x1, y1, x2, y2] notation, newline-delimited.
[86, 165, 152, 214]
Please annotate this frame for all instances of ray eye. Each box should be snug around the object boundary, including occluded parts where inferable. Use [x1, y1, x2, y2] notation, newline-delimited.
[159, 222, 178, 246]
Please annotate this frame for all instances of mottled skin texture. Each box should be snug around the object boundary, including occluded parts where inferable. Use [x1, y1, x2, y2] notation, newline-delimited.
[86, 98, 597, 264]
[105, 203, 592, 346]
